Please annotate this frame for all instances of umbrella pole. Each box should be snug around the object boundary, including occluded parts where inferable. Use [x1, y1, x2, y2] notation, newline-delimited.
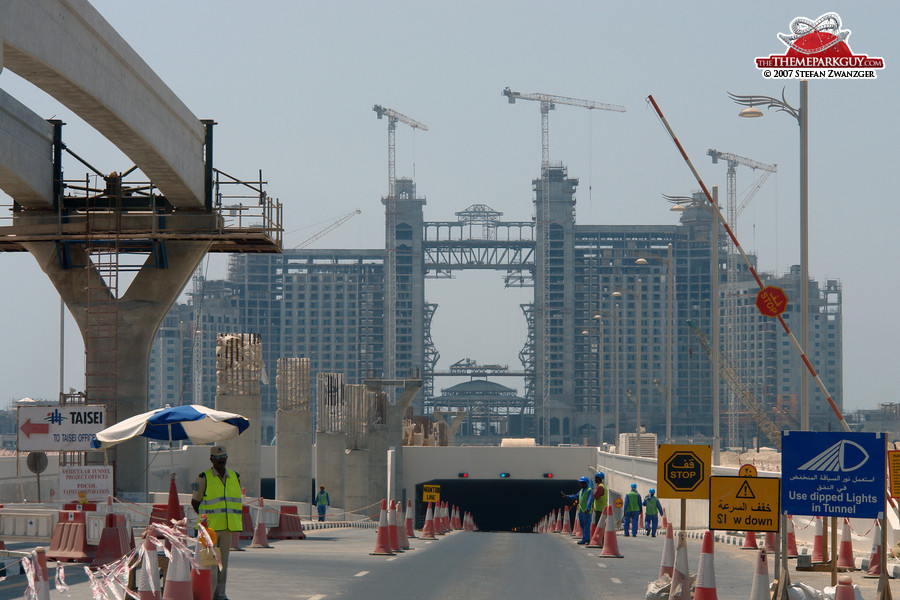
[168, 423, 175, 478]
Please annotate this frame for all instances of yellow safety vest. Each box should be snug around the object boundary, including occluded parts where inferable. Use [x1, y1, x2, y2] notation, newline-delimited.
[199, 469, 242, 531]
[593, 484, 608, 511]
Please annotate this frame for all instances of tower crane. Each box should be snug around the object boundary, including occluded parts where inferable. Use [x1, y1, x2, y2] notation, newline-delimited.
[373, 105, 428, 385]
[687, 320, 782, 450]
[292, 209, 361, 250]
[707, 149, 777, 448]
[503, 87, 625, 444]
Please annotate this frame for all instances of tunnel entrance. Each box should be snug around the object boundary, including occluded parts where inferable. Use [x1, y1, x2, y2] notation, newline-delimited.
[415, 478, 583, 532]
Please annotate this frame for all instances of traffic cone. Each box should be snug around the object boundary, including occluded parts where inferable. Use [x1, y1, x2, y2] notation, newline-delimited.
[763, 532, 777, 553]
[749, 548, 770, 600]
[435, 502, 445, 535]
[561, 507, 572, 534]
[136, 536, 161, 600]
[661, 512, 668, 531]
[669, 532, 691, 600]
[454, 506, 462, 530]
[586, 510, 597, 542]
[387, 500, 403, 552]
[191, 524, 214, 600]
[741, 531, 759, 550]
[370, 499, 395, 555]
[250, 498, 271, 548]
[405, 499, 416, 538]
[30, 547, 50, 600]
[693, 531, 717, 600]
[638, 512, 645, 534]
[812, 516, 825, 562]
[572, 509, 582, 539]
[161, 546, 192, 600]
[599, 505, 623, 558]
[396, 501, 411, 550]
[786, 516, 799, 558]
[420, 502, 436, 540]
[555, 509, 563, 533]
[586, 507, 605, 548]
[166, 473, 184, 524]
[834, 576, 857, 600]
[865, 520, 883, 578]
[659, 522, 675, 578]
[836, 518, 855, 569]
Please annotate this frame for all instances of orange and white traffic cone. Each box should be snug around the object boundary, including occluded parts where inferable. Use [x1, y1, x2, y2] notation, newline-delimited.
[161, 546, 192, 600]
[572, 509, 582, 539]
[136, 536, 162, 600]
[420, 502, 436, 540]
[555, 509, 564, 533]
[834, 576, 857, 600]
[454, 506, 462, 530]
[812, 516, 825, 562]
[599, 505, 623, 558]
[370, 499, 395, 555]
[436, 502, 446, 535]
[763, 532, 777, 553]
[661, 513, 668, 532]
[865, 520, 883, 578]
[586, 508, 605, 548]
[786, 516, 799, 558]
[406, 499, 416, 538]
[741, 531, 759, 550]
[836, 518, 855, 569]
[659, 522, 675, 578]
[387, 500, 403, 552]
[749, 548, 770, 600]
[638, 512, 644, 535]
[669, 532, 691, 600]
[693, 531, 717, 600]
[250, 498, 271, 548]
[561, 507, 572, 534]
[30, 547, 50, 600]
[396, 501, 411, 550]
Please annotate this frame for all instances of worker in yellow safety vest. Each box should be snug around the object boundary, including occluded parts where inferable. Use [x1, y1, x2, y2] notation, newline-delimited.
[191, 445, 242, 600]
[561, 476, 593, 544]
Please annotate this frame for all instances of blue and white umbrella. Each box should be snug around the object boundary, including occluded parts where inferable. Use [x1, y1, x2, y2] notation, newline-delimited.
[90, 404, 250, 450]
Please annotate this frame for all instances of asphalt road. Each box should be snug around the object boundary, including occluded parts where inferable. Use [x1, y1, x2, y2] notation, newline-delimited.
[0, 527, 892, 599]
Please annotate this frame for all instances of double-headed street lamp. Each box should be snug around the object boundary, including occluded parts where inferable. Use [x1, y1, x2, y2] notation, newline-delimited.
[729, 81, 809, 430]
[634, 243, 674, 443]
[611, 279, 642, 456]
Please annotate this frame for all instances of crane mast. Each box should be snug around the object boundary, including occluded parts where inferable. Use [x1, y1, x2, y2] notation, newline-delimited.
[707, 149, 777, 447]
[503, 87, 624, 444]
[373, 105, 428, 385]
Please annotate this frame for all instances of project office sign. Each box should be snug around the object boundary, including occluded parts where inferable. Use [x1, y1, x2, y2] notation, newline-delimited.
[782, 431, 885, 519]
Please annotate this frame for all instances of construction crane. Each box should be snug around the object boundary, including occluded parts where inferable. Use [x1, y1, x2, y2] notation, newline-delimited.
[503, 87, 625, 444]
[707, 149, 777, 448]
[373, 105, 428, 386]
[687, 320, 782, 450]
[291, 209, 361, 250]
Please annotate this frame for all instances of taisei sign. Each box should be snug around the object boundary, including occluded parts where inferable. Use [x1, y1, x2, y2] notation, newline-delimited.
[782, 431, 885, 519]
[59, 466, 113, 503]
[17, 406, 107, 452]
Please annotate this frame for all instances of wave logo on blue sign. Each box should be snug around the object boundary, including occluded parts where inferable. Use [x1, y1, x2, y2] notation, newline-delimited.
[797, 439, 869, 472]
[44, 409, 68, 425]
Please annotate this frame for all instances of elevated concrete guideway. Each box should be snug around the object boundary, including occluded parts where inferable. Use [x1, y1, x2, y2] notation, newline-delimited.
[0, 0, 206, 208]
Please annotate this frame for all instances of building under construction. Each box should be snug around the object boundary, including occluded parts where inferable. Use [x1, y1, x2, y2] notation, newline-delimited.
[151, 169, 842, 447]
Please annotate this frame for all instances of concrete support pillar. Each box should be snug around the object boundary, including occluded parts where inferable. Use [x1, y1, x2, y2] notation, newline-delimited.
[23, 239, 211, 500]
[215, 334, 265, 498]
[315, 432, 346, 510]
[275, 410, 311, 501]
[344, 449, 369, 518]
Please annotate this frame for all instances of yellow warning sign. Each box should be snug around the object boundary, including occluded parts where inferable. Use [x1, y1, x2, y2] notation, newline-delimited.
[710, 475, 779, 532]
[422, 484, 440, 504]
[888, 451, 900, 498]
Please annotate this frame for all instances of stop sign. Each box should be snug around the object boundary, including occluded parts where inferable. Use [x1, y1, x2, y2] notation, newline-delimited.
[663, 451, 705, 492]
[756, 285, 788, 317]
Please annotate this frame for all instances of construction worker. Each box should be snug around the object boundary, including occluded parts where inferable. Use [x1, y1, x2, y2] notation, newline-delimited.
[623, 482, 643, 537]
[315, 485, 330, 521]
[561, 476, 593, 544]
[191, 446, 242, 600]
[643, 488, 665, 537]
[592, 472, 608, 522]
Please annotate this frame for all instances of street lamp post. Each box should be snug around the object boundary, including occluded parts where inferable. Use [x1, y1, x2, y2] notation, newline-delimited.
[581, 315, 605, 445]
[729, 81, 809, 430]
[635, 243, 674, 442]
[613, 278, 642, 456]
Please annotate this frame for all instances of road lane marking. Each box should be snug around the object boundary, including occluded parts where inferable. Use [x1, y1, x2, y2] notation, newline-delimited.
[610, 577, 622, 584]
[597, 562, 606, 568]
[306, 596, 327, 600]
[387, 557, 397, 561]
[354, 571, 369, 577]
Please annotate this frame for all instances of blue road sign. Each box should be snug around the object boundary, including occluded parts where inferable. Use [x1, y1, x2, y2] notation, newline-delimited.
[782, 431, 885, 519]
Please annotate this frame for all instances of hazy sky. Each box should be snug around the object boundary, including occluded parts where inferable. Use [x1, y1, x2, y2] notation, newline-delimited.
[0, 2, 896, 413]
